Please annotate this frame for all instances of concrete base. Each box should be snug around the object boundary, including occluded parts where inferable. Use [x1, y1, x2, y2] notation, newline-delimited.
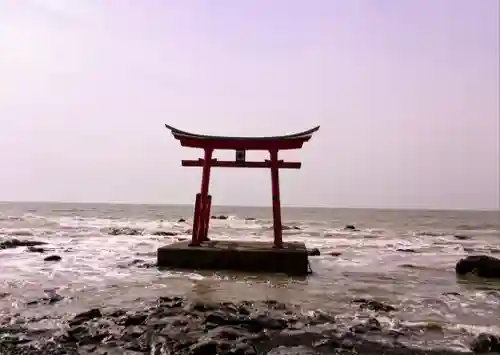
[157, 240, 309, 276]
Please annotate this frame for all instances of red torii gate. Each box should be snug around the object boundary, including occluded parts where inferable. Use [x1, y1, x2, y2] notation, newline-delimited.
[165, 124, 320, 249]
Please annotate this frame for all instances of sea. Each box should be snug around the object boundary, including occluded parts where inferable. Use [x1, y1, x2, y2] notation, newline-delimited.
[0, 201, 499, 352]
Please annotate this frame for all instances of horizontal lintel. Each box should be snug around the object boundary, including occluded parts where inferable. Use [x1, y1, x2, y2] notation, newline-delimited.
[181, 159, 301, 169]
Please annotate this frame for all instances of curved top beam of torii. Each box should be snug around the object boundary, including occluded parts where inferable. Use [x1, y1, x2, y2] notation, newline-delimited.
[165, 124, 320, 141]
[164, 124, 320, 150]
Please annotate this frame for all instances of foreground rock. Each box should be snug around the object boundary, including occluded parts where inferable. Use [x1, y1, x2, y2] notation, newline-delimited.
[455, 255, 500, 279]
[0, 296, 478, 355]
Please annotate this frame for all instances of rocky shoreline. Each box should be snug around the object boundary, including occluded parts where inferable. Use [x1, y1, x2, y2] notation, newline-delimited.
[1, 296, 498, 355]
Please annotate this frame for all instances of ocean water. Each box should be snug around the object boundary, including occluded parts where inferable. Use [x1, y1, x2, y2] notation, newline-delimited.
[0, 201, 499, 351]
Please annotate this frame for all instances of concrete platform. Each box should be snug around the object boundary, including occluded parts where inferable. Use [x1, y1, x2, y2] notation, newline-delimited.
[157, 240, 310, 276]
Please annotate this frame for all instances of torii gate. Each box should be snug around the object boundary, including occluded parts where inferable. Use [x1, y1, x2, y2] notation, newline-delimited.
[165, 124, 320, 248]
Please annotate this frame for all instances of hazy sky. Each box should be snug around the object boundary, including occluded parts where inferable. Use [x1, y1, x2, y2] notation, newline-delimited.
[0, 0, 499, 209]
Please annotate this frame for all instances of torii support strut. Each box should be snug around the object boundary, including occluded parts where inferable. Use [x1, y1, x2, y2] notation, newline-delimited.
[165, 124, 320, 248]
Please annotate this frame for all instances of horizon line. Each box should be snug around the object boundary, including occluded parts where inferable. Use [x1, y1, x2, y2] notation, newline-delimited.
[0, 200, 498, 213]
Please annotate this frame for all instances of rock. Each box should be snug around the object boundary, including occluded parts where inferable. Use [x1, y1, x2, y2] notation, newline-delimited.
[352, 298, 397, 312]
[44, 255, 62, 262]
[108, 227, 143, 236]
[0, 295, 474, 355]
[0, 239, 47, 250]
[350, 318, 382, 333]
[307, 248, 320, 256]
[329, 251, 342, 257]
[189, 339, 218, 354]
[454, 235, 471, 240]
[455, 255, 500, 278]
[344, 225, 357, 231]
[268, 345, 318, 355]
[69, 308, 103, 326]
[27, 291, 64, 306]
[245, 217, 256, 221]
[211, 215, 228, 220]
[283, 225, 301, 230]
[178, 218, 186, 223]
[471, 333, 500, 353]
[27, 246, 45, 253]
[152, 231, 178, 236]
[396, 248, 417, 253]
[124, 314, 147, 326]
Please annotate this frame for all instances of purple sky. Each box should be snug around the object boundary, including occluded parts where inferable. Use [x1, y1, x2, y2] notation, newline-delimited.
[0, 0, 498, 209]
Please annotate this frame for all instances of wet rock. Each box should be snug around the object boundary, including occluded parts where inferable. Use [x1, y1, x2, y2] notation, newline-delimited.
[268, 345, 318, 355]
[344, 225, 358, 231]
[329, 251, 342, 257]
[245, 217, 256, 221]
[189, 339, 218, 354]
[27, 246, 45, 253]
[454, 234, 471, 240]
[396, 248, 417, 253]
[442, 292, 461, 296]
[307, 248, 321, 256]
[108, 227, 143, 236]
[350, 318, 382, 334]
[27, 292, 64, 306]
[124, 314, 147, 326]
[69, 308, 103, 326]
[178, 218, 186, 223]
[283, 225, 301, 230]
[44, 255, 62, 262]
[352, 298, 397, 312]
[211, 215, 228, 220]
[455, 255, 500, 278]
[152, 231, 178, 236]
[0, 239, 47, 250]
[0, 295, 475, 355]
[471, 333, 500, 353]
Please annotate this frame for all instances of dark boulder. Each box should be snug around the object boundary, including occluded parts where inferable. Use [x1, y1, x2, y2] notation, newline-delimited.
[471, 333, 500, 353]
[178, 218, 186, 223]
[44, 255, 62, 262]
[454, 235, 471, 240]
[455, 255, 500, 278]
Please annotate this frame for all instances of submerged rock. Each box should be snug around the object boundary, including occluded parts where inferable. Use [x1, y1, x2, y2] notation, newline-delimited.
[344, 225, 358, 231]
[352, 298, 397, 312]
[454, 235, 471, 240]
[0, 239, 46, 250]
[27, 246, 45, 253]
[455, 255, 500, 279]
